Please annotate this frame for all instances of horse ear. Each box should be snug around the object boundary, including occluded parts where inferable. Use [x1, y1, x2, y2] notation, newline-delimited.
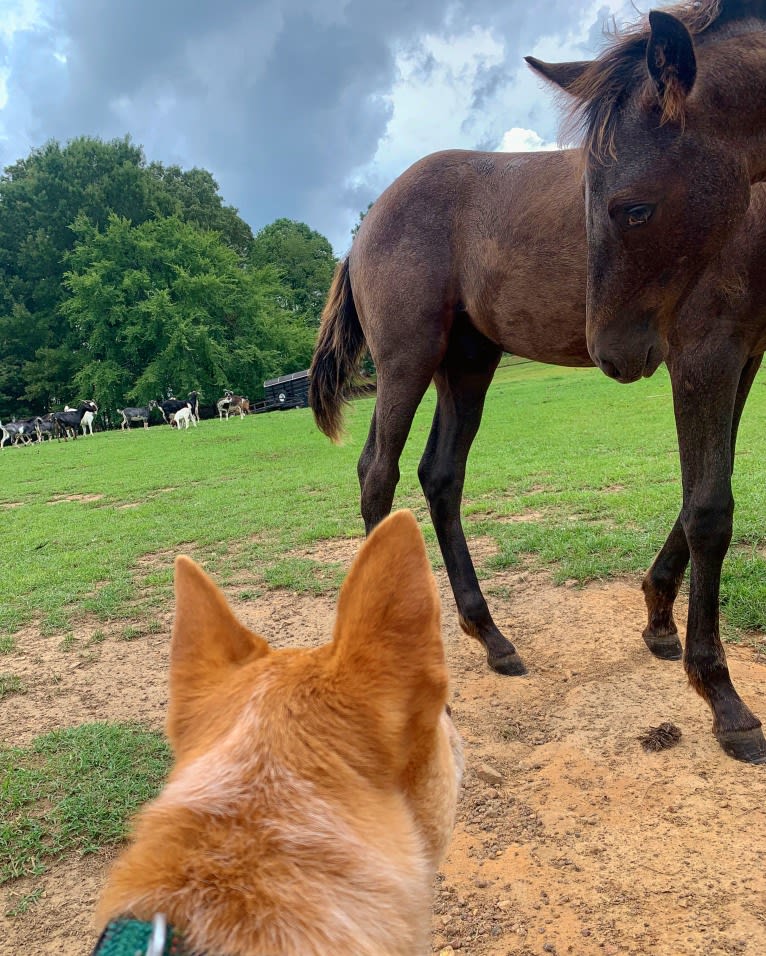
[525, 57, 590, 93]
[646, 10, 696, 117]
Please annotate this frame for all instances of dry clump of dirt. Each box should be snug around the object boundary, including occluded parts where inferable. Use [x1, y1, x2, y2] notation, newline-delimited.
[2, 548, 766, 956]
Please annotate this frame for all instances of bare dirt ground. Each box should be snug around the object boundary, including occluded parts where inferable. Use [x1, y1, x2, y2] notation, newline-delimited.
[2, 534, 766, 955]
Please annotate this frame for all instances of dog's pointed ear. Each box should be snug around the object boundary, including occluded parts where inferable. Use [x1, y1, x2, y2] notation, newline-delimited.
[167, 556, 269, 748]
[331, 510, 447, 768]
[525, 56, 590, 93]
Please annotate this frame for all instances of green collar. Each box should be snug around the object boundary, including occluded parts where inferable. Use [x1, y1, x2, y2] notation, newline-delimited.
[92, 915, 201, 956]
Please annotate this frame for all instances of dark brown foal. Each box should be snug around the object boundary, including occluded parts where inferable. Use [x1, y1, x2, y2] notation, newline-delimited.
[310, 145, 766, 763]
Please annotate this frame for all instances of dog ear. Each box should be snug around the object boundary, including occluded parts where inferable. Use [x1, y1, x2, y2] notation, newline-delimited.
[330, 510, 448, 771]
[167, 556, 269, 749]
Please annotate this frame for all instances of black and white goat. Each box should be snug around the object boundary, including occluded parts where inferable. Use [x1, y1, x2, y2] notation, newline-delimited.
[159, 391, 199, 425]
[217, 389, 250, 419]
[1, 419, 36, 447]
[52, 401, 98, 440]
[64, 401, 98, 436]
[118, 401, 158, 430]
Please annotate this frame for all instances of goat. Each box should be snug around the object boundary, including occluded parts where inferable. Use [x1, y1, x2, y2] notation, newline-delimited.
[64, 401, 98, 437]
[217, 389, 250, 419]
[160, 391, 199, 425]
[34, 416, 56, 442]
[1, 419, 36, 446]
[52, 401, 98, 440]
[171, 405, 197, 430]
[117, 401, 157, 430]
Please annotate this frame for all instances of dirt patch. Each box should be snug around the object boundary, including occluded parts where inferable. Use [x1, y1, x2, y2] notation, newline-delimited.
[0, 502, 24, 509]
[470, 509, 546, 524]
[133, 547, 196, 573]
[47, 494, 104, 505]
[2, 553, 766, 955]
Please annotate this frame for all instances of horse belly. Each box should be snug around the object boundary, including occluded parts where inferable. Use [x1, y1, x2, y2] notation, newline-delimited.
[467, 291, 592, 368]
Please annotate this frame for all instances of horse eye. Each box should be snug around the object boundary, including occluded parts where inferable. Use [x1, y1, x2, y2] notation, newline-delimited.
[624, 203, 654, 228]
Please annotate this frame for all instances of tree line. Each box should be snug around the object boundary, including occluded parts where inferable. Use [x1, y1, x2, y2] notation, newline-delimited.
[0, 136, 337, 422]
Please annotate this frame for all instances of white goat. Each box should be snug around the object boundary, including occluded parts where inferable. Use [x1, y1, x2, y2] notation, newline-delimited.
[172, 405, 197, 430]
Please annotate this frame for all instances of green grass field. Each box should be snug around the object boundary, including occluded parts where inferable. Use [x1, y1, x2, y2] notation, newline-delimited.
[1, 359, 765, 900]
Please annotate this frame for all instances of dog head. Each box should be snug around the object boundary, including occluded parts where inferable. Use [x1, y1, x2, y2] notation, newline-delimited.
[96, 509, 462, 955]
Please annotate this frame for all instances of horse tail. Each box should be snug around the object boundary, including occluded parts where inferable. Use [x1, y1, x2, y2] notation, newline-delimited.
[309, 257, 367, 443]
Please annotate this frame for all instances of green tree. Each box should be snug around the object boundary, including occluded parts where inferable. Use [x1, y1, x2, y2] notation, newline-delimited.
[0, 137, 254, 417]
[351, 201, 374, 239]
[249, 218, 336, 325]
[63, 215, 315, 420]
[147, 163, 253, 257]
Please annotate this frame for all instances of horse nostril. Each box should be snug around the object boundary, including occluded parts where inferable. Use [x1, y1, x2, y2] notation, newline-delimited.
[598, 356, 622, 380]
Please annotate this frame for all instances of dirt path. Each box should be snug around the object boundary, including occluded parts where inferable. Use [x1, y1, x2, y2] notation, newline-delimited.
[2, 542, 766, 955]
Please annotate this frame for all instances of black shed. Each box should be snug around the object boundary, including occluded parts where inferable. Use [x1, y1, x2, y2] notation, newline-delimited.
[263, 369, 310, 410]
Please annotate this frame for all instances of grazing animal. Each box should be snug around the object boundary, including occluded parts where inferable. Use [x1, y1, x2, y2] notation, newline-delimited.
[118, 402, 157, 431]
[34, 416, 56, 442]
[171, 405, 197, 430]
[1, 419, 35, 446]
[65, 402, 98, 436]
[51, 401, 98, 441]
[217, 389, 250, 419]
[160, 391, 199, 425]
[310, 144, 766, 762]
[93, 511, 462, 956]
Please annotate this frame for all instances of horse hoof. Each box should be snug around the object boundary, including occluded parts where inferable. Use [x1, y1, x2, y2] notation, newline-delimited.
[488, 651, 527, 676]
[715, 727, 766, 764]
[642, 631, 682, 660]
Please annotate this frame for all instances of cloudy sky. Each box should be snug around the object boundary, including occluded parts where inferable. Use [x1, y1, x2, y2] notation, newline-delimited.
[0, 0, 645, 253]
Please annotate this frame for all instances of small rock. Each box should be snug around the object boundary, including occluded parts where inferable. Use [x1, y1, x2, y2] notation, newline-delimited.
[477, 763, 504, 786]
[438, 948, 455, 956]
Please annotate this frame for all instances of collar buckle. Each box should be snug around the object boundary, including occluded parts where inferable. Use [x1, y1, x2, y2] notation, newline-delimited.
[146, 913, 167, 956]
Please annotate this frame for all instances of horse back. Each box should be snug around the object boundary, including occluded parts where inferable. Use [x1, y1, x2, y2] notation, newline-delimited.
[350, 148, 591, 367]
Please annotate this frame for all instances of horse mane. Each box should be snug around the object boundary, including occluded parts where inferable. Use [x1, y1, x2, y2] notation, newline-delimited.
[564, 0, 727, 162]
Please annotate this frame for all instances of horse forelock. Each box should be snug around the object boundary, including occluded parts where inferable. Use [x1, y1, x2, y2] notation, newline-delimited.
[565, 0, 724, 163]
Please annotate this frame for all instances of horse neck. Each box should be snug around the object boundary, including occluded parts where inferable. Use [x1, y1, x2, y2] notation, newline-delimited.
[696, 26, 766, 181]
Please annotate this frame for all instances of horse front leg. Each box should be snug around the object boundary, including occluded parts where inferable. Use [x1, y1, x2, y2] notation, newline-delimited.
[418, 325, 524, 675]
[642, 354, 763, 660]
[670, 349, 766, 763]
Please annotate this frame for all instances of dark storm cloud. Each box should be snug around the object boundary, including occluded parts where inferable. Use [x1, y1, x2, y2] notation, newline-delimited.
[2, 0, 607, 250]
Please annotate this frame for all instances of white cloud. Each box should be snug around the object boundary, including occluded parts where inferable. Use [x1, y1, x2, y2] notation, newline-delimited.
[0, 0, 43, 43]
[365, 27, 505, 181]
[497, 126, 558, 152]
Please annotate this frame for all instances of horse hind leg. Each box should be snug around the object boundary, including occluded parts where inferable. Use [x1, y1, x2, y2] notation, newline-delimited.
[358, 361, 436, 534]
[418, 320, 524, 675]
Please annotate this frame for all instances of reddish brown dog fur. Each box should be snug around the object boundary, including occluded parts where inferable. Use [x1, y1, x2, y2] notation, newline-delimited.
[96, 510, 462, 955]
